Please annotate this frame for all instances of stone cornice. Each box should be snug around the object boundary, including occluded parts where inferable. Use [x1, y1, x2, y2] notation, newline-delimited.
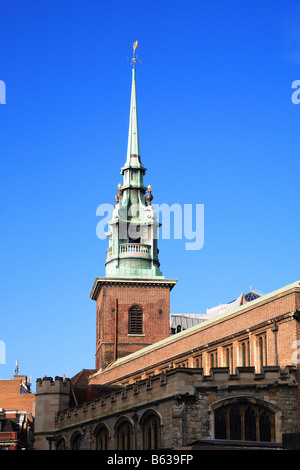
[90, 277, 178, 300]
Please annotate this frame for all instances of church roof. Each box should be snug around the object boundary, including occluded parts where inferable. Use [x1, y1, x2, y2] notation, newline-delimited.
[71, 369, 97, 387]
[170, 290, 262, 333]
[0, 418, 19, 433]
[70, 369, 120, 406]
[170, 314, 207, 331]
[114, 282, 299, 367]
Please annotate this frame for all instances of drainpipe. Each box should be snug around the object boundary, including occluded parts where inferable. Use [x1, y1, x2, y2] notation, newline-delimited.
[271, 322, 279, 366]
[103, 289, 106, 368]
[105, 299, 119, 370]
[182, 403, 187, 447]
[114, 298, 118, 362]
[132, 412, 138, 450]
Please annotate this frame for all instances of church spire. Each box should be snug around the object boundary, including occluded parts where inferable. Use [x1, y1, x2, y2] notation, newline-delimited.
[125, 41, 143, 168]
[105, 42, 163, 280]
[90, 43, 177, 371]
[126, 67, 140, 162]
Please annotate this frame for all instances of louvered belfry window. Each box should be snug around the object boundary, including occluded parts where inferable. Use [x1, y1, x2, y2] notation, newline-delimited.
[129, 305, 143, 334]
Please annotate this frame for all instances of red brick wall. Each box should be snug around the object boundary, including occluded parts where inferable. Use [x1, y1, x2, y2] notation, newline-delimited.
[90, 286, 300, 385]
[0, 378, 35, 416]
[95, 282, 171, 370]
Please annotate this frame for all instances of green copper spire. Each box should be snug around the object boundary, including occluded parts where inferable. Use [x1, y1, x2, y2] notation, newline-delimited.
[121, 41, 146, 188]
[123, 40, 144, 171]
[126, 67, 140, 163]
[105, 42, 163, 279]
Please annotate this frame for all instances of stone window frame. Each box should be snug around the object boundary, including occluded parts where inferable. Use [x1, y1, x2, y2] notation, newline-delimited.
[239, 338, 251, 367]
[209, 349, 218, 370]
[194, 354, 203, 368]
[70, 430, 82, 450]
[210, 396, 280, 442]
[115, 416, 134, 450]
[55, 434, 66, 450]
[256, 332, 268, 372]
[223, 343, 234, 374]
[128, 304, 143, 335]
[139, 409, 162, 450]
[93, 423, 110, 450]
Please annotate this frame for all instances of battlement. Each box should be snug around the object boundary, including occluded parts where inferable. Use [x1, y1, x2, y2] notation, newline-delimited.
[36, 376, 71, 395]
[54, 365, 297, 431]
[194, 365, 297, 386]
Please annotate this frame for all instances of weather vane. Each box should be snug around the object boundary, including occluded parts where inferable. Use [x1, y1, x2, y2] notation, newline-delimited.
[130, 40, 142, 68]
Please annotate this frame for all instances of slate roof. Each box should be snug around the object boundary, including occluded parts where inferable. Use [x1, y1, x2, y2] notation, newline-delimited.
[170, 290, 262, 334]
[70, 369, 120, 406]
[0, 418, 19, 433]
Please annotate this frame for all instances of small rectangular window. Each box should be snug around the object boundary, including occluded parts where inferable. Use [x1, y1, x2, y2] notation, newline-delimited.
[129, 306, 143, 334]
[238, 338, 251, 367]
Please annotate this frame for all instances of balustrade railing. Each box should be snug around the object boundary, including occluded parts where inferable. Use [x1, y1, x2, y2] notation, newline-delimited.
[120, 243, 150, 255]
[106, 244, 151, 260]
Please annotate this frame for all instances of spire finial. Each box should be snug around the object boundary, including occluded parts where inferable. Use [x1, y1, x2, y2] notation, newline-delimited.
[144, 185, 153, 206]
[115, 183, 123, 204]
[125, 42, 141, 163]
[131, 40, 141, 69]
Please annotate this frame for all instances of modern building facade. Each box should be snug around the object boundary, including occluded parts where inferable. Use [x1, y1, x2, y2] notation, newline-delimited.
[34, 46, 300, 451]
[0, 374, 35, 450]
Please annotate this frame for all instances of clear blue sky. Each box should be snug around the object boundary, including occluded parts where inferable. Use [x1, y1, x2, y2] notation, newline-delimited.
[1, 0, 299, 389]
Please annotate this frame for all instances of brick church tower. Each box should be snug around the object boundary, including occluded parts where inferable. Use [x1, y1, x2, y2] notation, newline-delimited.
[90, 44, 177, 370]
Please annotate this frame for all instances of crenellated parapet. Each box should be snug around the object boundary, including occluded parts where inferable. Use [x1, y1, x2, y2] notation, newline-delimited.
[33, 365, 299, 449]
[194, 365, 297, 388]
[34, 376, 72, 450]
[53, 365, 297, 432]
[36, 376, 71, 395]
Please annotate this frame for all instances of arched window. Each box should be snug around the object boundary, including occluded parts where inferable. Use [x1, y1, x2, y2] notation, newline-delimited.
[129, 305, 143, 334]
[210, 350, 218, 369]
[242, 342, 246, 365]
[225, 345, 234, 373]
[95, 425, 109, 450]
[257, 334, 267, 371]
[241, 340, 250, 367]
[141, 413, 161, 450]
[70, 432, 81, 450]
[214, 401, 274, 442]
[244, 406, 256, 441]
[55, 437, 66, 450]
[229, 406, 241, 440]
[116, 420, 133, 450]
[194, 355, 203, 368]
[214, 408, 227, 439]
[259, 411, 271, 442]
